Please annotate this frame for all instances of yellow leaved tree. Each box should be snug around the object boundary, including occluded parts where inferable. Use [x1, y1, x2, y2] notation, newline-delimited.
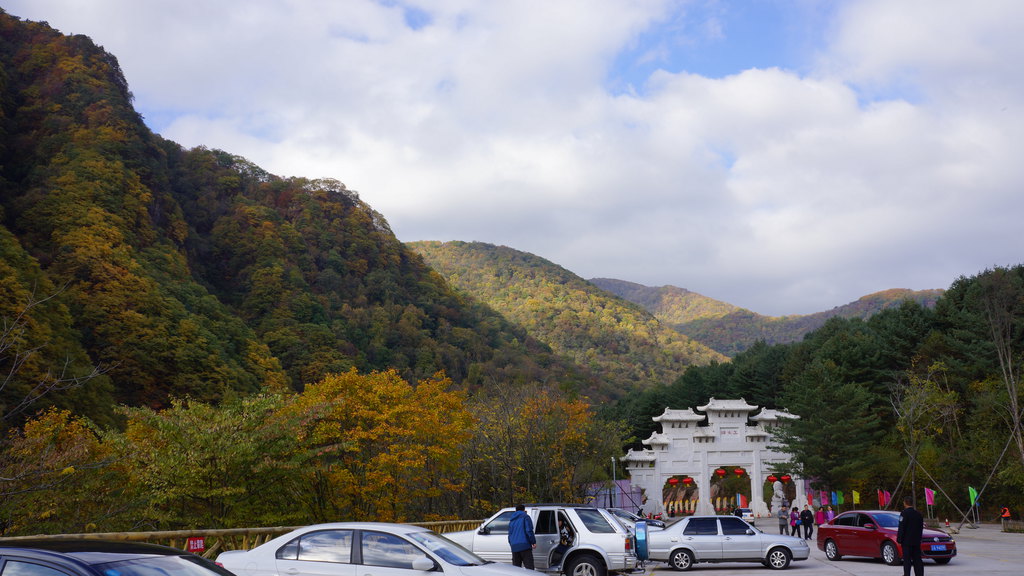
[286, 369, 472, 521]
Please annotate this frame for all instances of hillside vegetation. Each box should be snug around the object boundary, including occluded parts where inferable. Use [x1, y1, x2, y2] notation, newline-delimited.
[0, 11, 596, 427]
[408, 242, 726, 397]
[591, 278, 943, 356]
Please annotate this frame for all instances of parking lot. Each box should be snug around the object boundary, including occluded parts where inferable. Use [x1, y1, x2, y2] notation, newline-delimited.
[644, 522, 1022, 575]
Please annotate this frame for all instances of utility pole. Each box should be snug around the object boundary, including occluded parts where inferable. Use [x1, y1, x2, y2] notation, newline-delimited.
[612, 457, 617, 508]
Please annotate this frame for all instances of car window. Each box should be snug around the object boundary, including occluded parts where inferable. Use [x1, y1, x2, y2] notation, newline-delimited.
[361, 531, 422, 569]
[683, 518, 719, 536]
[97, 555, 235, 576]
[407, 531, 485, 567]
[575, 509, 616, 534]
[483, 511, 516, 535]
[537, 510, 557, 535]
[277, 530, 354, 562]
[719, 517, 750, 535]
[834, 513, 857, 527]
[1, 561, 71, 576]
[857, 514, 874, 528]
[872, 513, 900, 528]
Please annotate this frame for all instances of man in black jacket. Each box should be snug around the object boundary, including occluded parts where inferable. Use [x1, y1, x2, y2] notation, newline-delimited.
[897, 497, 925, 576]
[799, 505, 815, 539]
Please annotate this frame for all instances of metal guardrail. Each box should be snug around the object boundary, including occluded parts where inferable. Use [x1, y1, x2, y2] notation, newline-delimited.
[0, 520, 484, 560]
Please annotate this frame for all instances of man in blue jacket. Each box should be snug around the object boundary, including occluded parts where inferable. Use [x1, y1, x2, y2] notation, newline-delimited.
[508, 504, 537, 569]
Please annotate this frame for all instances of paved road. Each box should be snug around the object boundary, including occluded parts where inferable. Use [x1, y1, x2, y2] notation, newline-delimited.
[643, 522, 1022, 575]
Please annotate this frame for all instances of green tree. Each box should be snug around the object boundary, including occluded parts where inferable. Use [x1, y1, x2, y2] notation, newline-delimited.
[114, 394, 302, 529]
[776, 359, 883, 490]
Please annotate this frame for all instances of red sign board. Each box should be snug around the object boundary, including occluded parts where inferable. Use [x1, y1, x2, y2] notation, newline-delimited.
[186, 537, 205, 553]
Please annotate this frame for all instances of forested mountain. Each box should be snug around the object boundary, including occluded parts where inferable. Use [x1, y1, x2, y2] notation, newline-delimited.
[0, 11, 597, 427]
[591, 278, 943, 356]
[608, 266, 1024, 521]
[406, 241, 726, 397]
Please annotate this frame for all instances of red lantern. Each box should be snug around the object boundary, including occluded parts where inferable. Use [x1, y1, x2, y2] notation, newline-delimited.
[668, 477, 679, 485]
[767, 474, 778, 483]
[781, 474, 792, 483]
[715, 468, 726, 478]
[734, 467, 745, 477]
[682, 477, 693, 486]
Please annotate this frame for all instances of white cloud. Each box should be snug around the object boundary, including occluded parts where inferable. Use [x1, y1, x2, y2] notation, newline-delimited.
[5, 0, 1024, 315]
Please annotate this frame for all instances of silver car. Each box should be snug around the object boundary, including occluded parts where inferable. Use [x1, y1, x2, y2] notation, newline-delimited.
[217, 522, 536, 576]
[647, 515, 809, 570]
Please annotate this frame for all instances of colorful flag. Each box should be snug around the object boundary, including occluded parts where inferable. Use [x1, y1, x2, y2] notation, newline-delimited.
[852, 490, 860, 504]
[969, 486, 978, 506]
[831, 491, 838, 506]
[884, 490, 892, 506]
[877, 489, 884, 506]
[837, 491, 845, 505]
[925, 487, 935, 506]
[821, 490, 829, 505]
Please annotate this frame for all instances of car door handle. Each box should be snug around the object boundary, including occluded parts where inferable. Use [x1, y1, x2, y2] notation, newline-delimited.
[285, 569, 300, 575]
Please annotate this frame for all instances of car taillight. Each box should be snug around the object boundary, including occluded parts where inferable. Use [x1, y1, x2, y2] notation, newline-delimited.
[625, 535, 633, 551]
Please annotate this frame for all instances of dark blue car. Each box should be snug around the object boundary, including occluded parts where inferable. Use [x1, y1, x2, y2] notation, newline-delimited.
[0, 540, 234, 576]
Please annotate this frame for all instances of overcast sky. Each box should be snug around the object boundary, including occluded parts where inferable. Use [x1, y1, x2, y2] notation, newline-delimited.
[7, 0, 1023, 315]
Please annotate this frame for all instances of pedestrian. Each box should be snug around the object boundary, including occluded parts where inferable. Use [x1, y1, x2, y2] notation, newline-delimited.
[815, 506, 826, 527]
[826, 505, 835, 522]
[508, 504, 537, 570]
[1001, 506, 1011, 530]
[800, 505, 815, 539]
[790, 506, 801, 536]
[550, 516, 575, 567]
[897, 497, 924, 576]
[777, 506, 788, 535]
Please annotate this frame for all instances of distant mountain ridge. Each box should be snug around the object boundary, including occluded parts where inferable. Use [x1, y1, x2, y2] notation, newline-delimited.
[407, 241, 727, 397]
[590, 278, 944, 356]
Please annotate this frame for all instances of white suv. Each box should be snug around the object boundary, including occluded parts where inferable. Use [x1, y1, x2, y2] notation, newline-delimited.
[446, 505, 638, 576]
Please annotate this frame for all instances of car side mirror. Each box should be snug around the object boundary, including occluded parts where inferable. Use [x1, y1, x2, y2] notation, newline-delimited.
[746, 529, 755, 535]
[479, 526, 490, 535]
[863, 523, 876, 530]
[412, 557, 435, 571]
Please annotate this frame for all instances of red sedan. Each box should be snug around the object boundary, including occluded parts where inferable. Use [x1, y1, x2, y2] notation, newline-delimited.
[817, 510, 956, 566]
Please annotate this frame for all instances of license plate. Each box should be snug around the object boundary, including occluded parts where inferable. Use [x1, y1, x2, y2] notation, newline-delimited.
[931, 544, 947, 552]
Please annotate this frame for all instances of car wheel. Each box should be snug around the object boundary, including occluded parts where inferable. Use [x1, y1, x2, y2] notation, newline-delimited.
[765, 547, 791, 570]
[881, 541, 900, 566]
[824, 539, 842, 561]
[668, 549, 694, 571]
[565, 553, 606, 576]
[934, 558, 952, 565]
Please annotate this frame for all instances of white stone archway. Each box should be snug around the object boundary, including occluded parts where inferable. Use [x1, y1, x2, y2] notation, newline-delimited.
[623, 398, 802, 520]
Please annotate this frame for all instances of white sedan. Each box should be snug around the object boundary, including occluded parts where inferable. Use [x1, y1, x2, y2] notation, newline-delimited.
[647, 515, 809, 570]
[217, 522, 536, 576]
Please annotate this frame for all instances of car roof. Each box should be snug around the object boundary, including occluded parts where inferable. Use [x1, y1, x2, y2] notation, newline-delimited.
[0, 539, 186, 556]
[0, 540, 195, 567]
[296, 522, 432, 531]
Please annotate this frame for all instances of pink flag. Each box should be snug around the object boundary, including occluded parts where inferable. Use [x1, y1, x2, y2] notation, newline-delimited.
[884, 490, 892, 506]
[925, 487, 935, 506]
[820, 490, 829, 505]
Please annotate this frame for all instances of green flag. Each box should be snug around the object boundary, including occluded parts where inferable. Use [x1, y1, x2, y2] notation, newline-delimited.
[837, 491, 845, 505]
[969, 486, 978, 506]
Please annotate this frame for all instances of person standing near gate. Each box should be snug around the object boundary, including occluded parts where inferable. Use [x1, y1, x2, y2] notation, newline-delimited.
[776, 506, 788, 534]
[800, 505, 815, 539]
[897, 497, 925, 576]
[508, 504, 537, 570]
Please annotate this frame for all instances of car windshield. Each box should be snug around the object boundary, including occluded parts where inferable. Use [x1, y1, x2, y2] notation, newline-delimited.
[407, 531, 488, 567]
[871, 513, 901, 528]
[97, 555, 233, 576]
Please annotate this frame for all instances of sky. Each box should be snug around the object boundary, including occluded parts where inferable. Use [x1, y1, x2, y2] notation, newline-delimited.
[6, 0, 1024, 316]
